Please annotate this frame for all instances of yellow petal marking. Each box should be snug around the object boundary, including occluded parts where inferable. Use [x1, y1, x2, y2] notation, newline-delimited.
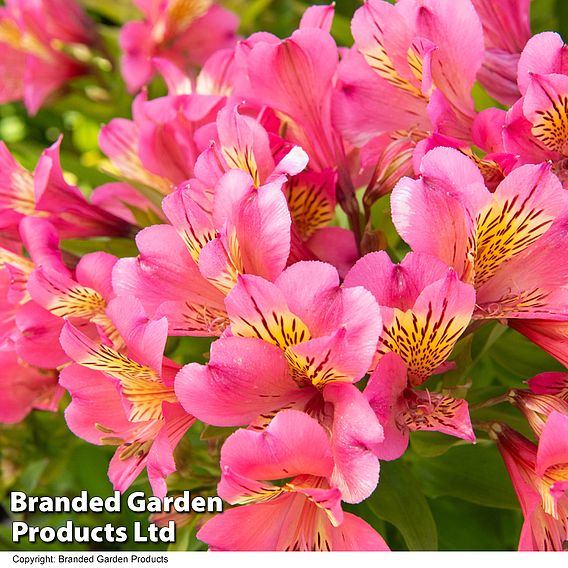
[46, 286, 107, 318]
[284, 346, 352, 389]
[231, 304, 311, 351]
[167, 0, 212, 32]
[474, 193, 555, 287]
[221, 145, 261, 187]
[532, 95, 568, 155]
[76, 342, 176, 422]
[360, 27, 426, 100]
[379, 304, 469, 385]
[285, 178, 335, 239]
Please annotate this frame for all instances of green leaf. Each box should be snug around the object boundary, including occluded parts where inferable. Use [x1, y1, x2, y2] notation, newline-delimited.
[487, 328, 565, 380]
[431, 497, 523, 551]
[366, 460, 438, 550]
[409, 431, 465, 458]
[62, 237, 139, 258]
[408, 441, 518, 510]
[200, 425, 238, 441]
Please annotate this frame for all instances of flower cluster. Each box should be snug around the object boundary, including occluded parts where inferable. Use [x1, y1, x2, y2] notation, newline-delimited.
[2, 0, 568, 552]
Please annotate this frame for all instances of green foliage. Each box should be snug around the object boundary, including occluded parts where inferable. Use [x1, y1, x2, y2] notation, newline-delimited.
[365, 460, 438, 550]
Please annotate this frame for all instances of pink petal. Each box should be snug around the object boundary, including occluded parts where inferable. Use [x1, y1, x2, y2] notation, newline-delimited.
[214, 170, 292, 281]
[344, 250, 449, 311]
[391, 147, 488, 278]
[18, 217, 69, 275]
[331, 512, 390, 551]
[59, 364, 130, 444]
[522, 73, 568, 154]
[174, 336, 300, 426]
[536, 411, 568, 477]
[216, 105, 275, 185]
[324, 382, 384, 503]
[76, 252, 118, 302]
[14, 300, 67, 368]
[299, 4, 334, 32]
[364, 352, 410, 461]
[105, 295, 169, 373]
[517, 32, 568, 95]
[306, 227, 359, 278]
[112, 224, 227, 336]
[404, 390, 476, 442]
[527, 372, 568, 397]
[0, 349, 60, 424]
[146, 402, 194, 498]
[218, 409, 334, 486]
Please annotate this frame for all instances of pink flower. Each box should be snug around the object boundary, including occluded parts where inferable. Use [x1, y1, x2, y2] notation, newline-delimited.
[176, 104, 358, 274]
[195, 103, 308, 193]
[0, 0, 95, 114]
[502, 33, 568, 185]
[334, 0, 484, 147]
[0, 138, 135, 239]
[175, 261, 385, 502]
[59, 295, 194, 496]
[113, 167, 295, 336]
[0, 218, 73, 423]
[237, 27, 340, 173]
[120, 1, 238, 92]
[392, 147, 568, 322]
[472, 0, 531, 105]
[234, 17, 368, 235]
[344, 251, 475, 385]
[197, 410, 389, 551]
[28, 249, 121, 348]
[363, 353, 475, 461]
[99, 92, 225, 195]
[0, 350, 62, 424]
[494, 413, 568, 550]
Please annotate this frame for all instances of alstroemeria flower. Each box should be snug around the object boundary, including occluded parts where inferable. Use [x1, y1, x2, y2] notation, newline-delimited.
[120, 0, 238, 92]
[236, 26, 340, 173]
[333, 0, 484, 147]
[0, 0, 95, 113]
[0, 138, 135, 240]
[502, 32, 568, 186]
[0, 349, 61, 424]
[99, 91, 225, 195]
[113, 167, 293, 336]
[192, 104, 308, 195]
[59, 295, 194, 497]
[234, 18, 368, 231]
[528, 371, 568, 401]
[344, 251, 476, 385]
[494, 414, 568, 551]
[197, 410, 389, 551]
[0, 218, 75, 423]
[363, 353, 475, 461]
[176, 261, 384, 502]
[472, 0, 531, 105]
[153, 45, 240, 97]
[392, 147, 568, 322]
[190, 105, 358, 274]
[510, 387, 568, 438]
[28, 250, 121, 348]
